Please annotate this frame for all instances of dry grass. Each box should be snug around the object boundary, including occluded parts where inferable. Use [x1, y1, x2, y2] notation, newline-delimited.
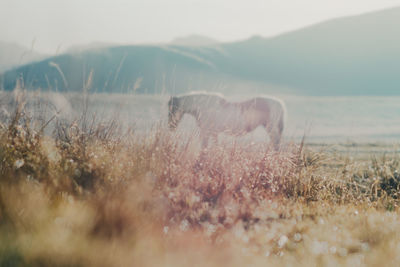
[1, 92, 400, 266]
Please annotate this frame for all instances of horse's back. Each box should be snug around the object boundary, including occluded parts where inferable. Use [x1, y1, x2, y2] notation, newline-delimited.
[180, 93, 224, 110]
[241, 96, 285, 118]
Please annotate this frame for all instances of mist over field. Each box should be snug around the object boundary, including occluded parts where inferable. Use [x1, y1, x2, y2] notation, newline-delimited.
[2, 91, 400, 144]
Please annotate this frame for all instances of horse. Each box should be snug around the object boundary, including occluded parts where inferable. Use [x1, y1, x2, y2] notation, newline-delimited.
[168, 92, 286, 150]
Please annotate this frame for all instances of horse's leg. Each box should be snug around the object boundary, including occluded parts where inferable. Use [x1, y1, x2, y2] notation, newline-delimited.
[194, 131, 209, 171]
[194, 133, 208, 171]
[269, 129, 281, 151]
[200, 132, 209, 149]
[265, 123, 282, 151]
[211, 133, 218, 147]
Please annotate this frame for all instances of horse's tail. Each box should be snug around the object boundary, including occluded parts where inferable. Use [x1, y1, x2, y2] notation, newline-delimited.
[278, 112, 285, 136]
[278, 99, 286, 135]
[268, 98, 286, 150]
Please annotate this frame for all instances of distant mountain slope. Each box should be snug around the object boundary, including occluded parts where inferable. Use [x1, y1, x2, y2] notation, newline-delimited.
[0, 42, 46, 72]
[218, 7, 400, 95]
[2, 7, 400, 95]
[65, 42, 118, 53]
[170, 35, 219, 47]
[1, 45, 221, 93]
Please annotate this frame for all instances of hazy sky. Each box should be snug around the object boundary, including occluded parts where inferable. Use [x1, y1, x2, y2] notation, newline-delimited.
[1, 0, 400, 54]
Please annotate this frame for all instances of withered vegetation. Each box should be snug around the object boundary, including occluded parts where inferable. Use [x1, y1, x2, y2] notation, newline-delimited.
[1, 91, 400, 266]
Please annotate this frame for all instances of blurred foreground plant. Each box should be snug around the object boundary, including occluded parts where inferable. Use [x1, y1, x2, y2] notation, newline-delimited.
[1, 90, 400, 266]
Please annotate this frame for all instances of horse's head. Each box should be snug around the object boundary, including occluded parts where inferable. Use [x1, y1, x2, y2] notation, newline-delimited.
[168, 96, 183, 130]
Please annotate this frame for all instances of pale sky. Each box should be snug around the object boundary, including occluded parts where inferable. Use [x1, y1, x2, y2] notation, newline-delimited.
[1, 0, 400, 54]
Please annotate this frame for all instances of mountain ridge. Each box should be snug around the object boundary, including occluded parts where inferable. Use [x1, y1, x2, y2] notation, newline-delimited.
[2, 6, 400, 95]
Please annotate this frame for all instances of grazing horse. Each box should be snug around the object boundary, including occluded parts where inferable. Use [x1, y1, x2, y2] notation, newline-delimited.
[168, 92, 286, 150]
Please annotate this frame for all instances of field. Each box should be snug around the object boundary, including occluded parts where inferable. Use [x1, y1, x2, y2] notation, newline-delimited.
[1, 90, 400, 266]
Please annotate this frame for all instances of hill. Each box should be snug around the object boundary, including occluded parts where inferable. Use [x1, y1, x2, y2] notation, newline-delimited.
[170, 35, 219, 47]
[1, 45, 222, 93]
[2, 7, 400, 95]
[65, 42, 118, 53]
[218, 7, 400, 95]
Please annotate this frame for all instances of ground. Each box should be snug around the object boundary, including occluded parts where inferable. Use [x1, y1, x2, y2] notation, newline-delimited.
[1, 92, 400, 266]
